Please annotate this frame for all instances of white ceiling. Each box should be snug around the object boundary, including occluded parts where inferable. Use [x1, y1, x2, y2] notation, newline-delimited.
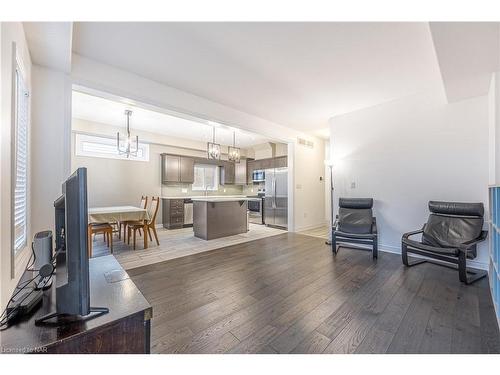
[72, 90, 270, 148]
[72, 22, 444, 136]
[429, 22, 500, 102]
[23, 22, 73, 73]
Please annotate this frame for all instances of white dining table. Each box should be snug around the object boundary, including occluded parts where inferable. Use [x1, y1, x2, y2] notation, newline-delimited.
[88, 206, 150, 249]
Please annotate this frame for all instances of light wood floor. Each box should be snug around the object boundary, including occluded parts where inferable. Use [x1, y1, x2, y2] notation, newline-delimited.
[128, 233, 500, 354]
[299, 225, 329, 239]
[91, 224, 286, 270]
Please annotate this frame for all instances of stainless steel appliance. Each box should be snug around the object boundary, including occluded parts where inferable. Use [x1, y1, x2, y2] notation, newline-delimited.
[252, 170, 265, 183]
[264, 167, 288, 229]
[183, 198, 193, 225]
[247, 194, 264, 224]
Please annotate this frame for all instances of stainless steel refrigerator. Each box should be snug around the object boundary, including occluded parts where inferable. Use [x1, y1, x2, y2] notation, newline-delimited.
[264, 167, 288, 229]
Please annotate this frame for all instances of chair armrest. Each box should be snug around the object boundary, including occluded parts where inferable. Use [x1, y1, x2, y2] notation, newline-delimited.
[402, 225, 425, 240]
[458, 230, 488, 252]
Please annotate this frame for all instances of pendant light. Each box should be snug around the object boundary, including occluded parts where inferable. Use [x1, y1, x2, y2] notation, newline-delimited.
[228, 131, 241, 163]
[117, 110, 139, 158]
[207, 126, 221, 160]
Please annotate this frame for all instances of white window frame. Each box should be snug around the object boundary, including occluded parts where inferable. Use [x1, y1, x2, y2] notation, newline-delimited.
[12, 51, 29, 255]
[74, 133, 150, 162]
[192, 164, 219, 191]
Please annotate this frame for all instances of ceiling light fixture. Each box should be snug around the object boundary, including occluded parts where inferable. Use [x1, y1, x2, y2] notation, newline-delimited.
[228, 131, 241, 163]
[207, 126, 221, 160]
[117, 109, 139, 158]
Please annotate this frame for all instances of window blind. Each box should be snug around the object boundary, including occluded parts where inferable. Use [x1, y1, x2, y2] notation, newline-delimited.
[13, 66, 29, 252]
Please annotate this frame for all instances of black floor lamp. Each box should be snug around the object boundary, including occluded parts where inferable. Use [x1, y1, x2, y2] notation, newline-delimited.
[324, 160, 334, 245]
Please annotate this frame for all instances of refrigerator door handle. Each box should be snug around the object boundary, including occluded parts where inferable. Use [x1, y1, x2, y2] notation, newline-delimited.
[272, 179, 276, 208]
[274, 178, 277, 208]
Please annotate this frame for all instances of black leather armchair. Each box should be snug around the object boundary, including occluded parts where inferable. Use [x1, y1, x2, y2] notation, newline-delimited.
[332, 198, 378, 259]
[402, 201, 488, 284]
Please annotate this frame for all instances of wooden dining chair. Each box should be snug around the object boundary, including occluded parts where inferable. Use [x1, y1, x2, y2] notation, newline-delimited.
[88, 223, 113, 258]
[119, 195, 148, 240]
[127, 196, 160, 250]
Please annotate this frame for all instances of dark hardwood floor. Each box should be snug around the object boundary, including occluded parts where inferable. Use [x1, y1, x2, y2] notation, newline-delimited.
[127, 233, 500, 354]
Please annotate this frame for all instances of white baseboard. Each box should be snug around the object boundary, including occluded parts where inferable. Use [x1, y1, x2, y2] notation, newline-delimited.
[294, 221, 327, 232]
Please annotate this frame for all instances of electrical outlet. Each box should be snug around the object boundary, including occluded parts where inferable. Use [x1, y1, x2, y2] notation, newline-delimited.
[223, 188, 226, 193]
[181, 188, 188, 193]
[296, 184, 302, 189]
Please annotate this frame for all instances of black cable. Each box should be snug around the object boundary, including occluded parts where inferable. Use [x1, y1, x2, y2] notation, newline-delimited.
[0, 239, 56, 330]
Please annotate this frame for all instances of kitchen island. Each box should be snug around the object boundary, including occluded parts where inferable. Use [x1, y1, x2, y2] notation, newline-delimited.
[192, 197, 248, 240]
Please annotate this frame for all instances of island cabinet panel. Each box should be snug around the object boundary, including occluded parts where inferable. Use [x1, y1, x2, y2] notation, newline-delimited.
[193, 200, 248, 240]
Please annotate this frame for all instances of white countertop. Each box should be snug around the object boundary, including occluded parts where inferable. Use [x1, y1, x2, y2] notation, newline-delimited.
[191, 197, 252, 203]
[162, 195, 262, 201]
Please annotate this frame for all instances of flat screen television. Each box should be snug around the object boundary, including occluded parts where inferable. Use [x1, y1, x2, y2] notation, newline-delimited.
[54, 167, 90, 316]
[35, 167, 107, 324]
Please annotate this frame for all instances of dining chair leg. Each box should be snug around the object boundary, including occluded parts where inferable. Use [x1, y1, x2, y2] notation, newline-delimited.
[87, 225, 92, 258]
[118, 222, 121, 240]
[152, 226, 160, 246]
[143, 223, 148, 249]
[110, 230, 113, 253]
[133, 228, 136, 250]
[127, 227, 131, 245]
[148, 227, 153, 242]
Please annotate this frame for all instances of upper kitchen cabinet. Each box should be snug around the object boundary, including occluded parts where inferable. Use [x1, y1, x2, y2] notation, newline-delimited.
[235, 159, 247, 185]
[161, 154, 195, 184]
[180, 156, 195, 183]
[220, 161, 235, 185]
[274, 156, 288, 168]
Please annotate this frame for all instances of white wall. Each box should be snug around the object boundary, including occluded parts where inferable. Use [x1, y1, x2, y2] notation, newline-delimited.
[30, 65, 72, 237]
[293, 140, 326, 231]
[0, 22, 32, 310]
[71, 55, 325, 232]
[488, 72, 500, 185]
[330, 91, 490, 267]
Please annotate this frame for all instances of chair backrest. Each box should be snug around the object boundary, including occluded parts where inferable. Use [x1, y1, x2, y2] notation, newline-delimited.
[147, 196, 160, 225]
[422, 201, 484, 248]
[338, 198, 374, 234]
[140, 195, 148, 209]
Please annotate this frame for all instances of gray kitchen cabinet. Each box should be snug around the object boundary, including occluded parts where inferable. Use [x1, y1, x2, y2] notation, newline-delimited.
[235, 159, 247, 185]
[275, 156, 288, 168]
[162, 154, 181, 183]
[162, 198, 185, 229]
[180, 156, 195, 183]
[246, 159, 254, 184]
[220, 161, 235, 185]
[161, 153, 195, 184]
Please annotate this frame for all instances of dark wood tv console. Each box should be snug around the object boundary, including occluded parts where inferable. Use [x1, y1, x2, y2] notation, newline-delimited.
[0, 255, 152, 354]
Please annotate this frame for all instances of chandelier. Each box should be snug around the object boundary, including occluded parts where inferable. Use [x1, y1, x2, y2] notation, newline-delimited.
[228, 131, 241, 163]
[117, 110, 139, 158]
[207, 126, 221, 160]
